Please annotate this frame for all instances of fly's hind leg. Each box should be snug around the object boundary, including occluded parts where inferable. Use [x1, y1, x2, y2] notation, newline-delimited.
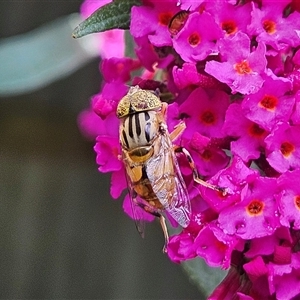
[134, 199, 169, 253]
[174, 146, 228, 196]
[158, 214, 169, 253]
[168, 119, 227, 195]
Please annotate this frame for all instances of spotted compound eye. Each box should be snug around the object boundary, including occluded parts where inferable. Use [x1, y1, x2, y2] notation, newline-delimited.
[116, 86, 162, 118]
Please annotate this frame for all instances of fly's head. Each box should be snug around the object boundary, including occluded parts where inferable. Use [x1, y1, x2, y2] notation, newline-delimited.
[116, 86, 162, 119]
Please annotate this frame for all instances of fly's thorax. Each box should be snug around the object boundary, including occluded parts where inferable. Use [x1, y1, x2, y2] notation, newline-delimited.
[120, 110, 160, 150]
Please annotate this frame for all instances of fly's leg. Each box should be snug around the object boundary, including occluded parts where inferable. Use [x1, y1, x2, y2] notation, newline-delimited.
[175, 146, 228, 196]
[134, 198, 169, 253]
[161, 103, 186, 142]
[159, 215, 169, 253]
[168, 117, 227, 195]
[169, 121, 186, 142]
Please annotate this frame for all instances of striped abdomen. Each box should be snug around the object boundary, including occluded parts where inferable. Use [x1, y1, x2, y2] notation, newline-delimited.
[120, 111, 159, 150]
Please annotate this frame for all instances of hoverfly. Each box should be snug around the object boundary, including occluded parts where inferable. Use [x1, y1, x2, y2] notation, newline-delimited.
[117, 86, 225, 252]
[168, 10, 190, 36]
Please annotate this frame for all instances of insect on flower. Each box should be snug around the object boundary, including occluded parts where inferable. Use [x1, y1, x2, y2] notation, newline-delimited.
[168, 10, 190, 36]
[117, 86, 226, 252]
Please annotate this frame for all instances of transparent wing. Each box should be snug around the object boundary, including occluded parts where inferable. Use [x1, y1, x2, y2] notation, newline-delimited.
[124, 176, 145, 237]
[146, 134, 191, 228]
[122, 153, 155, 238]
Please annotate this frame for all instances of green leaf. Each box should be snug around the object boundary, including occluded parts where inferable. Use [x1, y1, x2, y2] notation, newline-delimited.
[182, 258, 227, 297]
[72, 0, 142, 39]
[125, 31, 135, 58]
[0, 14, 99, 96]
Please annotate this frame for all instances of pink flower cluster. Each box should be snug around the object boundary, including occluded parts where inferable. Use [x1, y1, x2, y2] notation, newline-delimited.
[78, 0, 300, 299]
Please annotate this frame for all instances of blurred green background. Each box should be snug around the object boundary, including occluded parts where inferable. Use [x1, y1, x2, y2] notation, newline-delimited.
[0, 1, 203, 299]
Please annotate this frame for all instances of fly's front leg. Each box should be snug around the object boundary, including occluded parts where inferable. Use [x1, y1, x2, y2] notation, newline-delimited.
[174, 146, 228, 196]
[160, 102, 186, 142]
[169, 121, 186, 142]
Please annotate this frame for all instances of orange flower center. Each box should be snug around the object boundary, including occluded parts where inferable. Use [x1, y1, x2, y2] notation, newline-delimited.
[234, 60, 252, 75]
[294, 195, 300, 210]
[200, 110, 215, 125]
[259, 94, 278, 111]
[247, 200, 264, 216]
[188, 32, 201, 47]
[248, 123, 266, 137]
[280, 142, 295, 157]
[221, 20, 237, 35]
[262, 20, 276, 34]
